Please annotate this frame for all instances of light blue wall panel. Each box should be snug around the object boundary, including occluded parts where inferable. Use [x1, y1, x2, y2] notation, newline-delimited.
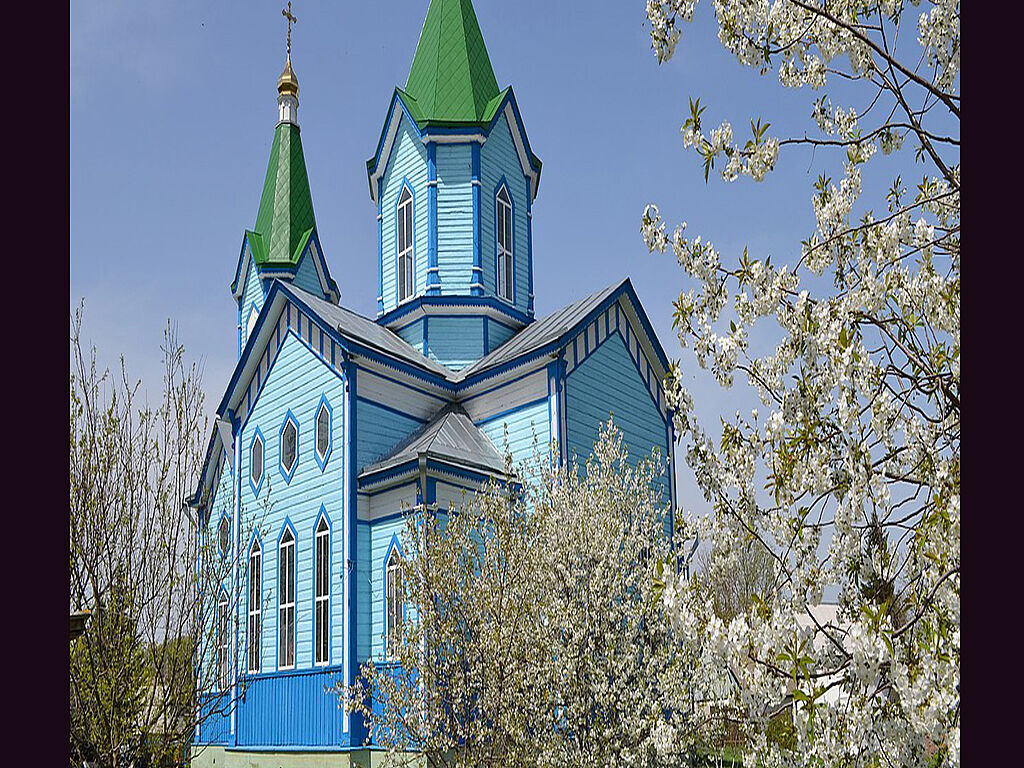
[239, 330, 346, 675]
[395, 318, 425, 355]
[292, 248, 323, 298]
[356, 520, 371, 663]
[486, 318, 516, 353]
[565, 331, 670, 499]
[380, 114, 428, 314]
[369, 514, 409, 660]
[436, 144, 474, 294]
[477, 398, 550, 473]
[426, 316, 484, 371]
[355, 398, 424, 471]
[480, 114, 531, 316]
[241, 256, 265, 335]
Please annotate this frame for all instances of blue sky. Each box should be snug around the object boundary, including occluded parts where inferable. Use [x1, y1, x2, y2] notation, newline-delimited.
[70, 0, 880, 515]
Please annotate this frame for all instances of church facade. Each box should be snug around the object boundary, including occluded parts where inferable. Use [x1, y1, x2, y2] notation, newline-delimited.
[191, 1, 676, 764]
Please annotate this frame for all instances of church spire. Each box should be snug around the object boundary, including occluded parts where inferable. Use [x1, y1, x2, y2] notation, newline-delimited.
[277, 2, 300, 125]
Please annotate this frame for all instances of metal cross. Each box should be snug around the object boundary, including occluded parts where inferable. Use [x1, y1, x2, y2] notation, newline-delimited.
[282, 2, 297, 58]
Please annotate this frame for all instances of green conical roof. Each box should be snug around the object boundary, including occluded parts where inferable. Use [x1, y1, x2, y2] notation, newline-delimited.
[404, 0, 501, 125]
[252, 122, 316, 266]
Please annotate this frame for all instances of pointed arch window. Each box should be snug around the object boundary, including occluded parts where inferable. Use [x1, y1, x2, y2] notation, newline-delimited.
[278, 528, 296, 669]
[217, 592, 230, 691]
[397, 186, 414, 303]
[314, 515, 330, 666]
[385, 547, 403, 659]
[496, 185, 514, 302]
[247, 539, 262, 673]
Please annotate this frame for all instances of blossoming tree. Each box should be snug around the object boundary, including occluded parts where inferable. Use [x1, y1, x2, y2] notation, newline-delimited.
[347, 424, 698, 768]
[641, 0, 959, 765]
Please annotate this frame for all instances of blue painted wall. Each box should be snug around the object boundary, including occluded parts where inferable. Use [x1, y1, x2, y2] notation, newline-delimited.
[236, 668, 347, 747]
[238, 329, 346, 684]
[368, 515, 409, 660]
[435, 144, 474, 295]
[480, 114, 531, 317]
[564, 331, 670, 499]
[292, 245, 325, 298]
[486, 317, 516, 353]
[395, 317, 425, 355]
[355, 398, 424, 471]
[426, 316, 484, 371]
[380, 114, 428, 314]
[477, 397, 549, 473]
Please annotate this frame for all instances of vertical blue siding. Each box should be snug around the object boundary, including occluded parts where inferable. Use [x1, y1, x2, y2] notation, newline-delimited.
[480, 114, 531, 317]
[564, 332, 670, 499]
[380, 115, 428, 314]
[236, 668, 347, 747]
[477, 398, 550, 472]
[425, 316, 484, 371]
[436, 144, 474, 294]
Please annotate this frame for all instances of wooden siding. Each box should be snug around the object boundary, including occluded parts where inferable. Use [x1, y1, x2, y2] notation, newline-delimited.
[355, 398, 424, 471]
[235, 667, 347, 747]
[241, 256, 265, 327]
[436, 144, 474, 294]
[462, 367, 547, 423]
[564, 331, 670, 499]
[238, 330, 346, 675]
[486, 317, 516, 353]
[355, 367, 443, 423]
[477, 397, 550, 473]
[380, 114, 428, 314]
[292, 247, 324, 298]
[395, 317, 425, 355]
[426, 316, 484, 371]
[356, 521, 371, 663]
[368, 514, 409, 660]
[480, 114, 531, 316]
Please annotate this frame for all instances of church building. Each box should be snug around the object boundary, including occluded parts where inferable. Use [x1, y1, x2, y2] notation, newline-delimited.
[191, 1, 676, 764]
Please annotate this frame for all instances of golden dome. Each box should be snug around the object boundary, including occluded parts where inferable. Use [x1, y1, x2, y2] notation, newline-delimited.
[278, 56, 299, 97]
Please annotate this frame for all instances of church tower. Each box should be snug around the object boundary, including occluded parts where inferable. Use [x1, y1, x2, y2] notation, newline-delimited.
[366, 0, 542, 371]
[231, 13, 339, 358]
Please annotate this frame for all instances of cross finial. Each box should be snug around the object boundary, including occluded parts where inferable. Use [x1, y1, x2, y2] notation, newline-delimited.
[282, 2, 297, 60]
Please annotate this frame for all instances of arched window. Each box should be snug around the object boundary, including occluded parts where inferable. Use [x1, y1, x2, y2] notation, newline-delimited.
[278, 528, 296, 669]
[496, 185, 513, 302]
[217, 592, 230, 690]
[385, 547, 403, 659]
[247, 539, 262, 673]
[314, 515, 330, 666]
[397, 186, 414, 302]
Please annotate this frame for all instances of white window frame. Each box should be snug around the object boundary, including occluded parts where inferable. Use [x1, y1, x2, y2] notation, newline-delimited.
[385, 547, 403, 659]
[217, 592, 230, 691]
[315, 400, 331, 466]
[314, 516, 330, 666]
[396, 185, 414, 303]
[247, 540, 262, 673]
[496, 185, 514, 303]
[278, 528, 296, 670]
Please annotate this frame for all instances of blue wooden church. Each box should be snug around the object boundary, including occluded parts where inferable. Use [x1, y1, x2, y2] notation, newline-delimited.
[191, 1, 676, 764]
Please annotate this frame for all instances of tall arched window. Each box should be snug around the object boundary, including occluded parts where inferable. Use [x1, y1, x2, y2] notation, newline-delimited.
[397, 186, 414, 303]
[247, 539, 262, 673]
[496, 185, 514, 302]
[278, 528, 296, 669]
[314, 516, 330, 666]
[217, 592, 230, 691]
[385, 547, 403, 659]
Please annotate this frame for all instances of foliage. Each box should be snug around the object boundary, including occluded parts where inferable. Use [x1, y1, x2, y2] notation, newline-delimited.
[346, 423, 700, 768]
[642, 1, 959, 766]
[69, 307, 237, 768]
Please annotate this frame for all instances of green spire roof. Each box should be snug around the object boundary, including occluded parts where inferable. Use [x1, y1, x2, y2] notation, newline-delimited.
[404, 0, 501, 125]
[252, 122, 316, 266]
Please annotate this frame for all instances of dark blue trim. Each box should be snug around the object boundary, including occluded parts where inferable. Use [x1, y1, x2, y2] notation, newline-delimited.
[278, 410, 299, 484]
[375, 293, 532, 329]
[248, 427, 265, 497]
[346, 359, 358, 735]
[426, 143, 440, 295]
[483, 316, 489, 352]
[314, 394, 333, 471]
[422, 316, 430, 358]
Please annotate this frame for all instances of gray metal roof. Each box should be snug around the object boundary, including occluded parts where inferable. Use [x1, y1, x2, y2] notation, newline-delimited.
[286, 284, 454, 379]
[360, 403, 506, 478]
[453, 279, 627, 381]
